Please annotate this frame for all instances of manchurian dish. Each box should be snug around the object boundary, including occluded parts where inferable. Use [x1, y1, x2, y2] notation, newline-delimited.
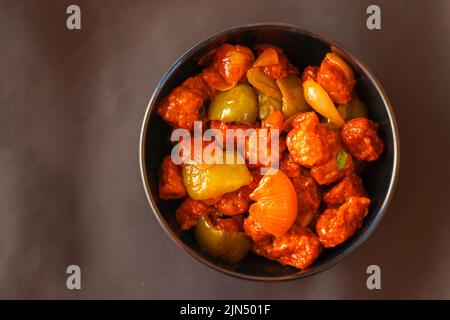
[156, 43, 384, 270]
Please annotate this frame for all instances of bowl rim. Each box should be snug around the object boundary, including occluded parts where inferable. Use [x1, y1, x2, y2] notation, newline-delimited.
[139, 22, 400, 281]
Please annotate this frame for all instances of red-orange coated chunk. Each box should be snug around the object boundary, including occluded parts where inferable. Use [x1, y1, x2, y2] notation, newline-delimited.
[243, 214, 271, 242]
[317, 59, 355, 105]
[255, 45, 298, 80]
[280, 154, 320, 227]
[157, 86, 203, 131]
[290, 172, 321, 228]
[286, 112, 332, 167]
[301, 65, 319, 82]
[213, 217, 242, 233]
[245, 127, 285, 168]
[323, 174, 367, 206]
[209, 120, 253, 147]
[316, 196, 370, 248]
[159, 156, 187, 200]
[341, 117, 384, 161]
[175, 198, 215, 230]
[182, 73, 216, 100]
[212, 44, 254, 86]
[310, 126, 354, 185]
[279, 153, 301, 178]
[210, 170, 262, 216]
[214, 185, 252, 216]
[310, 151, 354, 185]
[262, 110, 284, 130]
[252, 226, 321, 269]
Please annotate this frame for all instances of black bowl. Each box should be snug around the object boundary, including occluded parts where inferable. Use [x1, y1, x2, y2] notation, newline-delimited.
[139, 23, 400, 281]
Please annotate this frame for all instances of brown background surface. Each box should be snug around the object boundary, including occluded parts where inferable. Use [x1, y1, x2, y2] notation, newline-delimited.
[0, 0, 449, 299]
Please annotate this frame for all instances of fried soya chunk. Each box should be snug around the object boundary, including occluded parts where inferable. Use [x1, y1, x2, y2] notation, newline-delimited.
[243, 213, 271, 242]
[341, 117, 384, 161]
[317, 59, 355, 105]
[209, 120, 253, 147]
[291, 172, 321, 228]
[212, 44, 254, 86]
[212, 170, 262, 216]
[214, 185, 252, 216]
[213, 217, 242, 233]
[200, 196, 222, 206]
[158, 156, 187, 200]
[231, 214, 246, 231]
[245, 127, 286, 168]
[310, 150, 354, 185]
[252, 225, 322, 270]
[210, 119, 285, 169]
[286, 112, 332, 167]
[323, 174, 367, 207]
[201, 67, 232, 91]
[210, 120, 284, 168]
[316, 196, 370, 248]
[310, 126, 354, 185]
[182, 73, 216, 100]
[255, 45, 299, 79]
[174, 136, 218, 165]
[279, 153, 302, 178]
[175, 198, 216, 231]
[157, 86, 204, 131]
[301, 65, 319, 82]
[157, 71, 217, 131]
[279, 154, 320, 227]
[262, 110, 284, 130]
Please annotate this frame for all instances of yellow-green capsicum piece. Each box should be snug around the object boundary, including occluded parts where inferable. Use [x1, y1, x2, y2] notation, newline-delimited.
[195, 216, 251, 263]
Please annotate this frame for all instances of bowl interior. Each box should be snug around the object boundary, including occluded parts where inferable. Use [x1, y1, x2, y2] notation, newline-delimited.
[141, 25, 397, 280]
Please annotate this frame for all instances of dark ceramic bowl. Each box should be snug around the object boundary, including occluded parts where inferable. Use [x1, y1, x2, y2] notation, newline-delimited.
[139, 23, 400, 281]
